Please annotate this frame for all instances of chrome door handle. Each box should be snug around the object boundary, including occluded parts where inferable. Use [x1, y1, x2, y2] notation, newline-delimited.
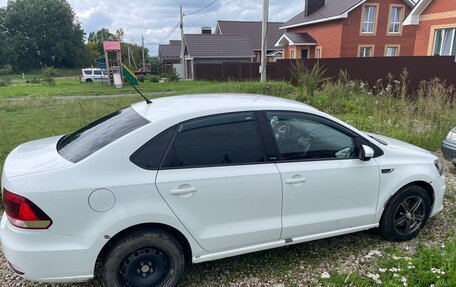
[170, 187, 197, 195]
[285, 177, 306, 185]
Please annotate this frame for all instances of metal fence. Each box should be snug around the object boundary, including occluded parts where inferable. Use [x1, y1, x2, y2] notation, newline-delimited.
[194, 56, 456, 92]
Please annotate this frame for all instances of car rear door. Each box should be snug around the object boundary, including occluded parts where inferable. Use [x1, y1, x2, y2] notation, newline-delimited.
[263, 111, 380, 239]
[155, 112, 283, 252]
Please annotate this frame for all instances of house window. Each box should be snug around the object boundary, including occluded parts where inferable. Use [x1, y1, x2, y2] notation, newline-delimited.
[315, 47, 322, 58]
[385, 45, 400, 56]
[433, 28, 456, 56]
[388, 5, 403, 34]
[362, 5, 378, 34]
[290, 50, 295, 59]
[359, 45, 374, 57]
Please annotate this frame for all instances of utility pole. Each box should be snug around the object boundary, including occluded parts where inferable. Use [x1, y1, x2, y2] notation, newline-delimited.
[180, 5, 187, 80]
[260, 0, 269, 83]
[141, 35, 146, 69]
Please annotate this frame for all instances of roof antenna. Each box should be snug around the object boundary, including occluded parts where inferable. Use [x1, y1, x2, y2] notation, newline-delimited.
[124, 76, 152, 104]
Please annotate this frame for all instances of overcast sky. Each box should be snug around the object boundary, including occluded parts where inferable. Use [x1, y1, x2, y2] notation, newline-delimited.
[0, 0, 304, 55]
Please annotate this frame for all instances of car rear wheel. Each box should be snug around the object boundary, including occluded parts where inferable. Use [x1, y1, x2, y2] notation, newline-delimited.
[379, 185, 431, 242]
[102, 230, 185, 287]
[85, 78, 93, 83]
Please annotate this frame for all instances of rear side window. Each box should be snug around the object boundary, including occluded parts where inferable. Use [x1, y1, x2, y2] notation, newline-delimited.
[162, 113, 264, 168]
[58, 107, 149, 163]
[83, 70, 92, 75]
[130, 127, 176, 170]
[93, 70, 102, 75]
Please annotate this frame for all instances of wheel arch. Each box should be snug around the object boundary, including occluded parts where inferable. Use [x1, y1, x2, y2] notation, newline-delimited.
[382, 180, 435, 216]
[95, 222, 193, 274]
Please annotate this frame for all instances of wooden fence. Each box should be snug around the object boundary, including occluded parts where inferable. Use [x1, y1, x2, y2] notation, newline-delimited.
[194, 56, 456, 92]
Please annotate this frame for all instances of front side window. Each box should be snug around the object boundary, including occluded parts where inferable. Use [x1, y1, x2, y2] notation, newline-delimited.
[433, 28, 456, 56]
[359, 46, 374, 57]
[58, 107, 149, 163]
[162, 113, 264, 168]
[93, 70, 102, 75]
[362, 5, 378, 34]
[266, 112, 357, 161]
[385, 46, 399, 56]
[388, 6, 403, 34]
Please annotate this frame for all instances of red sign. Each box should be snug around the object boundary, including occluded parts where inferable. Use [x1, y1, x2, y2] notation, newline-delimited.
[103, 41, 121, 51]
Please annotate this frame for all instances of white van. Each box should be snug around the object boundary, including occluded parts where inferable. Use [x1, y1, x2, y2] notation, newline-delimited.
[80, 68, 108, 83]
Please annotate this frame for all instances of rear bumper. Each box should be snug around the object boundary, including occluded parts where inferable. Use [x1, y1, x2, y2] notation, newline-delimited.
[0, 215, 99, 283]
[442, 140, 456, 163]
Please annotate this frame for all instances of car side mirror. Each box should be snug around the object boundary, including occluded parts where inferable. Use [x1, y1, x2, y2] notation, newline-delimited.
[359, 145, 375, 161]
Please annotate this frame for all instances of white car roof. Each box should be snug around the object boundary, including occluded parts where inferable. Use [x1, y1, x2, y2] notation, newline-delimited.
[131, 94, 318, 123]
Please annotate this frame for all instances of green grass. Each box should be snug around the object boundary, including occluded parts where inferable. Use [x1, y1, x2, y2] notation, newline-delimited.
[0, 68, 80, 81]
[0, 77, 295, 99]
[320, 241, 456, 287]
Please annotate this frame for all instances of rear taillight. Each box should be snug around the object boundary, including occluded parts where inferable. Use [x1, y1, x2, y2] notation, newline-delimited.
[2, 188, 52, 229]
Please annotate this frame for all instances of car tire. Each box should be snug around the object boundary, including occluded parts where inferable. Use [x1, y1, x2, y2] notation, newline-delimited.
[86, 79, 93, 83]
[102, 229, 185, 287]
[379, 185, 431, 242]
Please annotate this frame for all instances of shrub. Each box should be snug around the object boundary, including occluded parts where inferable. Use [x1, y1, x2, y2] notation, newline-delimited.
[0, 65, 13, 74]
[42, 67, 56, 85]
[137, 74, 145, 83]
[30, 77, 41, 84]
[165, 68, 180, 82]
[290, 61, 330, 99]
[0, 77, 12, 87]
[145, 74, 161, 83]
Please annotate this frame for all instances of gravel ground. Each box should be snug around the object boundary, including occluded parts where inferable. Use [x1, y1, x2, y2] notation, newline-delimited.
[1, 155, 454, 287]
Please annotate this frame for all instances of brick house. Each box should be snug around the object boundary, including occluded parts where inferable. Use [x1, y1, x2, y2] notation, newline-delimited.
[276, 0, 418, 59]
[404, 0, 456, 56]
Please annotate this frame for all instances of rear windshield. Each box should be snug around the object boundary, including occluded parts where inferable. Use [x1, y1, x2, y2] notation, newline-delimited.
[58, 107, 150, 163]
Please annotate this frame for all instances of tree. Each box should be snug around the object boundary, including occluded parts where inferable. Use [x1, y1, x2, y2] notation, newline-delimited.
[3, 0, 85, 70]
[87, 28, 116, 47]
[0, 7, 10, 67]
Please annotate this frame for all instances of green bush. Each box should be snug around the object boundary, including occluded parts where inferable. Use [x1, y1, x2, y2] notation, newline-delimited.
[165, 68, 180, 82]
[0, 77, 12, 87]
[290, 61, 330, 99]
[0, 65, 13, 74]
[42, 67, 57, 85]
[145, 74, 161, 83]
[137, 74, 145, 83]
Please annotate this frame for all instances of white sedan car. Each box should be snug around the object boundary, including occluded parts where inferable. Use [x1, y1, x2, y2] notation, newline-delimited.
[1, 94, 446, 287]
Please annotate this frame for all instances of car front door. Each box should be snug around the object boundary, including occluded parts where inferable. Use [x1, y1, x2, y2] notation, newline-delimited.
[264, 111, 380, 239]
[156, 112, 283, 252]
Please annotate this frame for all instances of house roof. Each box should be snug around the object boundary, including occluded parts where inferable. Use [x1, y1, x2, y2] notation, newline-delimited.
[184, 34, 255, 59]
[404, 0, 433, 25]
[158, 41, 181, 59]
[216, 20, 284, 51]
[275, 32, 317, 47]
[281, 0, 416, 30]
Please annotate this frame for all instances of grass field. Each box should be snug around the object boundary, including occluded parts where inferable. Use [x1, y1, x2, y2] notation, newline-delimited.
[0, 77, 455, 286]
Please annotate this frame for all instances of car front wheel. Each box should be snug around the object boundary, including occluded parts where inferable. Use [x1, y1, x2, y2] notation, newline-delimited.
[379, 185, 431, 242]
[102, 230, 185, 287]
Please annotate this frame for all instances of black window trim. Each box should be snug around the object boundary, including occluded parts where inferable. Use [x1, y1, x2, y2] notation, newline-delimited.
[261, 110, 384, 164]
[157, 111, 269, 170]
[129, 125, 178, 170]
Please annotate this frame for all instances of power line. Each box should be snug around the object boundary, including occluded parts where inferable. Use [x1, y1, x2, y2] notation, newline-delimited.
[184, 15, 200, 33]
[186, 0, 219, 16]
[145, 21, 180, 45]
